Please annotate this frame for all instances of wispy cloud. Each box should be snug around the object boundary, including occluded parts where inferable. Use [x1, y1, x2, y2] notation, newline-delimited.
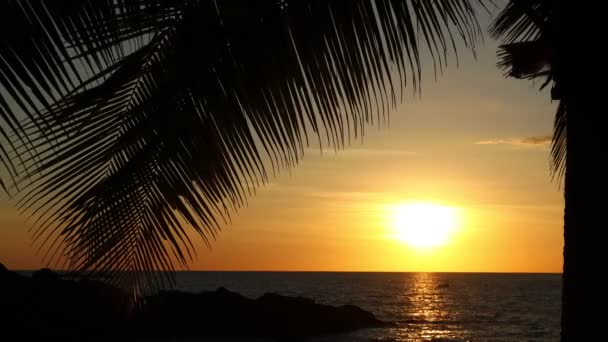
[476, 135, 552, 149]
[519, 136, 552, 145]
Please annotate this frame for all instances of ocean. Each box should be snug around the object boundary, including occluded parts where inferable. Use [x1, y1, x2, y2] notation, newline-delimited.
[166, 272, 560, 341]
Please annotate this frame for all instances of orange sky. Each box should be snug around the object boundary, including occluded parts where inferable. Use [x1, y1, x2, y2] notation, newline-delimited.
[0, 12, 563, 273]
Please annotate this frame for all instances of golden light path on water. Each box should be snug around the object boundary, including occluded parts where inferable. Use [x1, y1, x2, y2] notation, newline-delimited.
[396, 273, 465, 340]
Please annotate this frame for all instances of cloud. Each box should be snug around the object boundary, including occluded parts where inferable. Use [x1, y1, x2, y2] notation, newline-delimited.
[476, 135, 551, 148]
[519, 136, 552, 145]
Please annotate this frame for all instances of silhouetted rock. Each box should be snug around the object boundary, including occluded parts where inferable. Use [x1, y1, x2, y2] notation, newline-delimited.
[0, 266, 130, 341]
[31, 267, 60, 281]
[134, 287, 386, 340]
[0, 266, 386, 340]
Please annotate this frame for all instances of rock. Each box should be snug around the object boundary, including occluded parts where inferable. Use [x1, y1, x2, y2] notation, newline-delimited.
[134, 287, 387, 340]
[0, 266, 130, 341]
[31, 267, 60, 281]
[1, 265, 387, 340]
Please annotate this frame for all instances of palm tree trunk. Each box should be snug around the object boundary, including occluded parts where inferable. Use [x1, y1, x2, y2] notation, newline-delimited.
[561, 94, 602, 341]
[560, 57, 603, 342]
[558, 2, 603, 340]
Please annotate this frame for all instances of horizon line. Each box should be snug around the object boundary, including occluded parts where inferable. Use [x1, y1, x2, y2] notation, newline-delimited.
[14, 268, 562, 275]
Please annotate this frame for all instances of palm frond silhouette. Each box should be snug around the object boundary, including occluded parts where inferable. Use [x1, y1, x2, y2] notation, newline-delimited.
[0, 0, 487, 292]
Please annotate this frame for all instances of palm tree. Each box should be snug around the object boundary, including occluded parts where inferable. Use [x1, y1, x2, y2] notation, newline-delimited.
[491, 1, 599, 340]
[0, 0, 487, 292]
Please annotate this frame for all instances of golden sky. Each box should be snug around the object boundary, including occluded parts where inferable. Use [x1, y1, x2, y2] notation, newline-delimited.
[0, 13, 563, 273]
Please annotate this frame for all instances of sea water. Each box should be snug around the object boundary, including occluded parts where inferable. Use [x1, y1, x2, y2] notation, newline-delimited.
[165, 272, 560, 341]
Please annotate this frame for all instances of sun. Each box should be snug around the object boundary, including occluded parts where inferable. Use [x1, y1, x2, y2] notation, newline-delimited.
[391, 202, 459, 249]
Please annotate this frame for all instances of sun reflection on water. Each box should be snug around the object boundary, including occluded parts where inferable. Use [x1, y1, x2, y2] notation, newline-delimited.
[397, 273, 466, 341]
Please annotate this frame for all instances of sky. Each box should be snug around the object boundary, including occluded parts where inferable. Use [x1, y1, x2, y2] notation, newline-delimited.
[0, 6, 563, 273]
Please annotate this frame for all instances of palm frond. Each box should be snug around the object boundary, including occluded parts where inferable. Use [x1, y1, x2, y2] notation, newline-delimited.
[3, 0, 487, 292]
[490, 0, 564, 178]
[496, 40, 551, 79]
[489, 0, 550, 43]
[1, 0, 180, 194]
[490, 0, 552, 81]
[550, 100, 566, 181]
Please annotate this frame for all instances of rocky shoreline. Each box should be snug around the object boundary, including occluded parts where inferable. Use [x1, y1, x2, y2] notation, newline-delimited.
[0, 264, 387, 341]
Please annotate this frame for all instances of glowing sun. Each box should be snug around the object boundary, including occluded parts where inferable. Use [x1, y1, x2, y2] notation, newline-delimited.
[391, 202, 459, 248]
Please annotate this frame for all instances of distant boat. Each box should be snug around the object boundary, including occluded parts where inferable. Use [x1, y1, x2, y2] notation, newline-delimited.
[437, 282, 450, 288]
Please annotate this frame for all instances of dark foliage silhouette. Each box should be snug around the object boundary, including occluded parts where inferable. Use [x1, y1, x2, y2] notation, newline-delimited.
[0, 0, 487, 292]
[492, 1, 599, 340]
